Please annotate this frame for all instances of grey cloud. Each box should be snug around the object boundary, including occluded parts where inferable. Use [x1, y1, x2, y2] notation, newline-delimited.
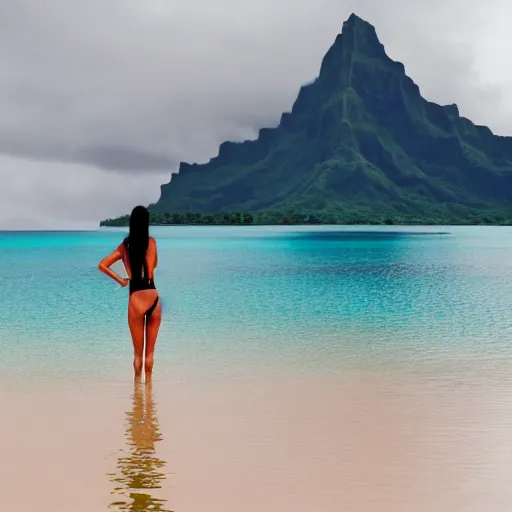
[76, 146, 175, 171]
[0, 134, 177, 172]
[0, 154, 168, 229]
[0, 0, 359, 174]
[0, 0, 512, 227]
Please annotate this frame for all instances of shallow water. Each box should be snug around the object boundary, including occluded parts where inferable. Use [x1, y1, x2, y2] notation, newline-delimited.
[1, 225, 512, 511]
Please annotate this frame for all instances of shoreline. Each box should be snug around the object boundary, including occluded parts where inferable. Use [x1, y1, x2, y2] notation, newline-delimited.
[99, 221, 512, 228]
[100, 207, 512, 228]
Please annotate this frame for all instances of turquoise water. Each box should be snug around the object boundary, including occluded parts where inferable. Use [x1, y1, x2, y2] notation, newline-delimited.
[1, 225, 512, 380]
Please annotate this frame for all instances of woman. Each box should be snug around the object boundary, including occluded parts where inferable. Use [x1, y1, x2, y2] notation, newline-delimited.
[98, 205, 162, 381]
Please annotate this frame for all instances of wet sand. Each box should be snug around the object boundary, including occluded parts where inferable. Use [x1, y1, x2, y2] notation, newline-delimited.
[2, 360, 512, 512]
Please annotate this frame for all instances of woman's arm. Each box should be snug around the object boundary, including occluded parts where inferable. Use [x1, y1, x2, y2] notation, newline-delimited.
[98, 244, 129, 287]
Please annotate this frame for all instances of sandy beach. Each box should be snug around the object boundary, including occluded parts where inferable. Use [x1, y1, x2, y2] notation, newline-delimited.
[3, 357, 512, 512]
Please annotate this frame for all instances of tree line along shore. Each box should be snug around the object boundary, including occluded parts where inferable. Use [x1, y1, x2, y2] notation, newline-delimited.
[100, 209, 512, 227]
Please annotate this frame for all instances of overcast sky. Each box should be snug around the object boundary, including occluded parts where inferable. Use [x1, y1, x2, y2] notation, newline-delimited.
[1, 0, 511, 229]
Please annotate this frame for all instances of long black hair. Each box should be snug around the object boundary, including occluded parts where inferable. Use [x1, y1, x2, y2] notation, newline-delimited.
[124, 205, 150, 280]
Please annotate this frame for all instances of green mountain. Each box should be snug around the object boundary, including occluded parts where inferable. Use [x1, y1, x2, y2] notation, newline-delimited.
[106, 14, 512, 226]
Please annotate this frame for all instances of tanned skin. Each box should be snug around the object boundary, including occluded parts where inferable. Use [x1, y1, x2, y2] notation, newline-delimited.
[98, 237, 162, 382]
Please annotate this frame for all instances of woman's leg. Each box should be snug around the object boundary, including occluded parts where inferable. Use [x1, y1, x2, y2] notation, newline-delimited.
[128, 303, 145, 380]
[144, 300, 162, 382]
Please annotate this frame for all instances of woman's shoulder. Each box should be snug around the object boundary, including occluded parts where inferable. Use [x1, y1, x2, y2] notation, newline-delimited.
[118, 237, 128, 251]
[148, 237, 158, 253]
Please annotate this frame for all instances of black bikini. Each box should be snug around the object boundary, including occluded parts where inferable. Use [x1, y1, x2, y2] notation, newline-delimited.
[128, 258, 159, 318]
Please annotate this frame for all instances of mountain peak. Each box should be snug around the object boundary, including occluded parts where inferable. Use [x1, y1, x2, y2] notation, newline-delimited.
[344, 13, 371, 27]
[341, 13, 382, 52]
[318, 13, 386, 83]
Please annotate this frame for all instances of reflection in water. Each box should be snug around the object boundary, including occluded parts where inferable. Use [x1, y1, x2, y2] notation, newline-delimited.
[108, 381, 171, 511]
